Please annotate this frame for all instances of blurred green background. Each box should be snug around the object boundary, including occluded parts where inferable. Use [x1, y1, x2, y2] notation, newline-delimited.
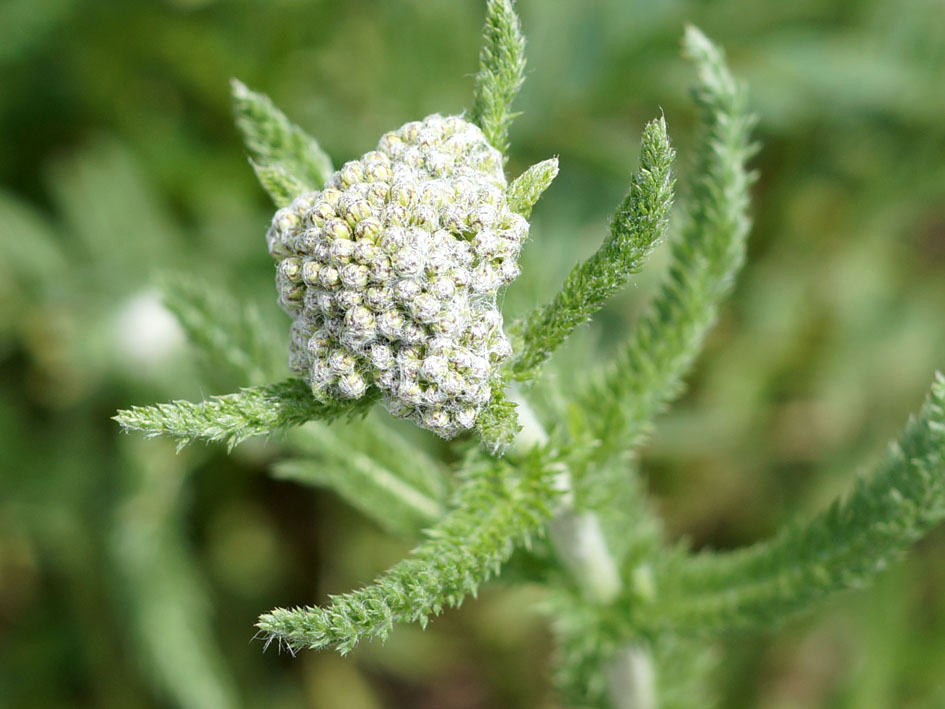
[2, 0, 944, 707]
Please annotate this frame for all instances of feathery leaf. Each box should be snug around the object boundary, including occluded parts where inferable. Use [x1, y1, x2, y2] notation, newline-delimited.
[644, 373, 945, 634]
[250, 160, 309, 208]
[114, 379, 373, 451]
[576, 26, 755, 463]
[507, 157, 559, 218]
[256, 450, 559, 653]
[470, 0, 526, 155]
[231, 78, 333, 191]
[510, 116, 675, 382]
[476, 383, 522, 455]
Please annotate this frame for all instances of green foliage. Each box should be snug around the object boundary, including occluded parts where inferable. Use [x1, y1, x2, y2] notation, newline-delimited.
[0, 191, 65, 291]
[249, 161, 308, 208]
[535, 31, 757, 702]
[159, 272, 278, 386]
[274, 416, 449, 537]
[111, 440, 238, 709]
[575, 26, 756, 465]
[507, 157, 559, 218]
[114, 379, 373, 451]
[0, 0, 73, 65]
[646, 373, 945, 635]
[509, 117, 676, 382]
[257, 449, 560, 653]
[475, 382, 522, 455]
[470, 0, 526, 154]
[111, 12, 945, 707]
[231, 78, 333, 193]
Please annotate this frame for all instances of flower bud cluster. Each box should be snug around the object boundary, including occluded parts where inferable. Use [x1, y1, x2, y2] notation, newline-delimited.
[266, 114, 527, 438]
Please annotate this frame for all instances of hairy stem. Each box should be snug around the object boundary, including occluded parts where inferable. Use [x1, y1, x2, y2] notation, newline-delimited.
[606, 645, 656, 709]
[512, 391, 653, 708]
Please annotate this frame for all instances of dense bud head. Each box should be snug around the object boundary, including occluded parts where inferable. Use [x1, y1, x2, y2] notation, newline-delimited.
[267, 114, 527, 438]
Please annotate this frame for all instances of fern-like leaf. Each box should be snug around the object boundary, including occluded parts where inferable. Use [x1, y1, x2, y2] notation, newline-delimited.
[507, 157, 559, 218]
[114, 379, 373, 451]
[576, 26, 756, 463]
[231, 78, 333, 191]
[256, 450, 559, 653]
[644, 373, 945, 635]
[249, 160, 309, 208]
[476, 383, 522, 455]
[470, 0, 526, 155]
[510, 116, 675, 382]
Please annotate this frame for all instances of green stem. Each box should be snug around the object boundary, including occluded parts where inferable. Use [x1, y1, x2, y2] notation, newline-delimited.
[511, 389, 654, 708]
[606, 645, 656, 709]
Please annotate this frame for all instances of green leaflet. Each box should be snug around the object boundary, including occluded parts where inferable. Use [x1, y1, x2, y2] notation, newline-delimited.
[249, 160, 310, 208]
[509, 117, 675, 382]
[231, 78, 333, 195]
[256, 450, 559, 653]
[476, 382, 522, 455]
[575, 25, 756, 466]
[470, 0, 526, 155]
[114, 379, 373, 451]
[507, 157, 559, 218]
[643, 373, 945, 635]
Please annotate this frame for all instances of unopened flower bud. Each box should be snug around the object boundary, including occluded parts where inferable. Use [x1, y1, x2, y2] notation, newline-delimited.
[329, 238, 355, 264]
[335, 289, 362, 311]
[328, 348, 356, 374]
[354, 216, 382, 241]
[324, 218, 351, 241]
[318, 265, 340, 289]
[321, 187, 342, 206]
[339, 161, 364, 187]
[338, 371, 367, 398]
[340, 263, 369, 289]
[268, 113, 532, 438]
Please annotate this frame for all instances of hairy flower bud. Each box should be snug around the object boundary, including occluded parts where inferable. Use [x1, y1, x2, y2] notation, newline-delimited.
[266, 114, 528, 438]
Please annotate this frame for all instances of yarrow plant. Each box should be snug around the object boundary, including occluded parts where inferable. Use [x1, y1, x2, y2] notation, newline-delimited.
[117, 2, 945, 706]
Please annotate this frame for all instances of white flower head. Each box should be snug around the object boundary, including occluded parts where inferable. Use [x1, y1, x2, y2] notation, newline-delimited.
[266, 114, 530, 438]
